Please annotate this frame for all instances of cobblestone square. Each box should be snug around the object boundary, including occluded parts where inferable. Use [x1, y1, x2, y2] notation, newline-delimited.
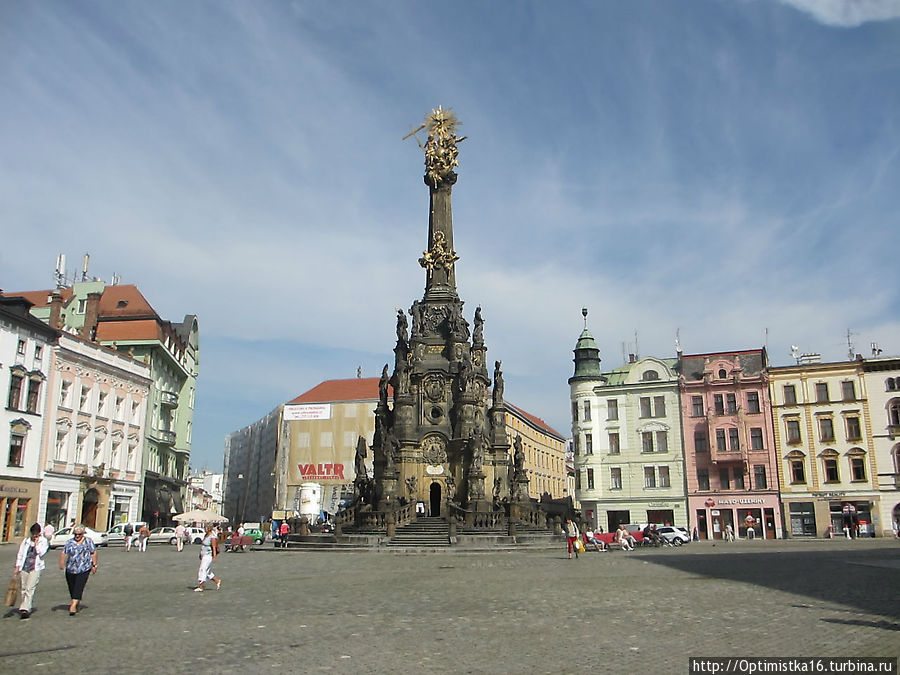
[1, 539, 897, 674]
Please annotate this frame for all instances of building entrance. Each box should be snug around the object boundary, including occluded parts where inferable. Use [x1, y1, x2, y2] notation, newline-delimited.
[430, 482, 442, 517]
[81, 488, 99, 529]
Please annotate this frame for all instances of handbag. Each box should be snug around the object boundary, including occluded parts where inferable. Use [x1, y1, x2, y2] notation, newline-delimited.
[4, 574, 19, 607]
[574, 539, 584, 553]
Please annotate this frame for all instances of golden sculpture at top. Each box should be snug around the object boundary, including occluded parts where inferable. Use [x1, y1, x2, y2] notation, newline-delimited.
[404, 106, 467, 186]
[418, 231, 459, 272]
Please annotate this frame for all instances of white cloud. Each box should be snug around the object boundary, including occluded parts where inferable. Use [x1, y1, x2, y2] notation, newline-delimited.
[779, 0, 900, 26]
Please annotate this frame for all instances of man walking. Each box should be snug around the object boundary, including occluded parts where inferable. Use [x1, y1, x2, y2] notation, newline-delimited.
[174, 523, 186, 552]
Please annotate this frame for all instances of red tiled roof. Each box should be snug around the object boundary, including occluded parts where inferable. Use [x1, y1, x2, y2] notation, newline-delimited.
[288, 378, 390, 404]
[95, 319, 163, 342]
[506, 401, 565, 440]
[95, 285, 158, 318]
[2, 288, 72, 307]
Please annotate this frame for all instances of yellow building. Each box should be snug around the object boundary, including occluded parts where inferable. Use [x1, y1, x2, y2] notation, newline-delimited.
[768, 357, 881, 537]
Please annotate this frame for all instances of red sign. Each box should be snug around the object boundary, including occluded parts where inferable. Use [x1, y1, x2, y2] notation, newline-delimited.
[297, 463, 345, 480]
[705, 498, 716, 507]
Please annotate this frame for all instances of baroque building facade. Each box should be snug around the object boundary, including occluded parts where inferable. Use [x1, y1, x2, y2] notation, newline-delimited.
[861, 357, 900, 536]
[680, 350, 783, 539]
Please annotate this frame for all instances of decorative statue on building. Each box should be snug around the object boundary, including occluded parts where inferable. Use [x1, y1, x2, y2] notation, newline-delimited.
[409, 300, 423, 338]
[493, 477, 502, 501]
[472, 306, 484, 345]
[405, 475, 417, 498]
[395, 351, 410, 395]
[445, 474, 456, 500]
[382, 426, 400, 472]
[396, 309, 408, 346]
[492, 360, 504, 407]
[354, 436, 367, 480]
[513, 434, 525, 472]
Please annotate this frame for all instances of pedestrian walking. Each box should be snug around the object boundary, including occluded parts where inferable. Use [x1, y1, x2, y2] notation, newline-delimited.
[59, 525, 98, 616]
[124, 522, 134, 551]
[725, 524, 735, 542]
[14, 523, 49, 619]
[279, 521, 290, 548]
[564, 517, 580, 559]
[174, 523, 186, 552]
[138, 524, 150, 552]
[194, 524, 222, 592]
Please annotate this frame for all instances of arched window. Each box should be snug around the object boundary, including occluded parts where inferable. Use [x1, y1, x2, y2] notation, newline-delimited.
[893, 445, 900, 474]
[887, 378, 897, 391]
[718, 368, 728, 379]
[848, 449, 867, 482]
[821, 449, 839, 483]
[889, 399, 900, 428]
[642, 370, 659, 381]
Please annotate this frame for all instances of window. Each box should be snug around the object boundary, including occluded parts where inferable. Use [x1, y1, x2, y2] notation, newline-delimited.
[694, 430, 708, 453]
[784, 385, 797, 405]
[17, 339, 26, 356]
[718, 368, 728, 379]
[77, 298, 87, 314]
[610, 468, 622, 490]
[728, 428, 740, 451]
[753, 465, 768, 490]
[719, 467, 731, 489]
[733, 468, 745, 489]
[59, 381, 71, 408]
[691, 396, 703, 417]
[607, 400, 618, 421]
[80, 387, 90, 410]
[573, 436, 579, 456]
[824, 458, 839, 482]
[571, 401, 578, 423]
[697, 469, 710, 491]
[587, 468, 595, 490]
[841, 381, 856, 401]
[656, 431, 668, 453]
[658, 466, 670, 488]
[644, 466, 657, 488]
[850, 457, 866, 481]
[716, 429, 727, 452]
[642, 431, 654, 453]
[653, 396, 666, 417]
[55, 429, 68, 460]
[887, 378, 897, 391]
[25, 379, 41, 414]
[609, 432, 620, 454]
[746, 391, 760, 414]
[34, 345, 43, 361]
[584, 434, 593, 455]
[131, 401, 140, 424]
[582, 399, 591, 422]
[642, 370, 659, 381]
[819, 418, 834, 442]
[726, 393, 737, 414]
[115, 396, 124, 419]
[750, 427, 763, 450]
[640, 397, 652, 418]
[790, 459, 806, 483]
[845, 416, 861, 441]
[8, 434, 25, 467]
[97, 391, 107, 416]
[815, 382, 829, 403]
[890, 400, 900, 427]
[786, 420, 801, 444]
[8, 373, 24, 409]
[714, 394, 724, 415]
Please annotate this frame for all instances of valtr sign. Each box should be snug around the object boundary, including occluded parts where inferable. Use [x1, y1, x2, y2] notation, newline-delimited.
[297, 463, 346, 480]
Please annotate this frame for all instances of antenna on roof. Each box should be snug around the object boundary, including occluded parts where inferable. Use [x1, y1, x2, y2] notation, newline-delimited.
[111, 273, 120, 286]
[55, 254, 67, 288]
[675, 328, 682, 357]
[871, 342, 882, 357]
[846, 328, 855, 361]
[357, 366, 362, 379]
[634, 329, 639, 361]
[81, 253, 90, 282]
[790, 345, 800, 364]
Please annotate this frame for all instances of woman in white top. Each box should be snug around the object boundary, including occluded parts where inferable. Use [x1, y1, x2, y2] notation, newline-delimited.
[14, 523, 49, 619]
[194, 525, 222, 592]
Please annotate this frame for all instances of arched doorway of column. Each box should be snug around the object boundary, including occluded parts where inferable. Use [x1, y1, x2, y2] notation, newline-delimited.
[429, 482, 442, 518]
[81, 488, 100, 529]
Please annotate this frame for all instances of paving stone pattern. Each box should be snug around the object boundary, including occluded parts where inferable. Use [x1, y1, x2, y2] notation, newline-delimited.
[0, 539, 897, 674]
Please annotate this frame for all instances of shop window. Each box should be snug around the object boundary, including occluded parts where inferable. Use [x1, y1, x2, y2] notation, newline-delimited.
[610, 467, 622, 490]
[850, 457, 866, 481]
[8, 433, 25, 467]
[750, 427, 764, 450]
[697, 469, 710, 491]
[823, 457, 839, 482]
[841, 381, 856, 401]
[815, 383, 829, 403]
[658, 466, 670, 488]
[692, 396, 703, 417]
[746, 391, 760, 414]
[783, 385, 797, 405]
[819, 417, 835, 442]
[714, 394, 724, 415]
[607, 399, 618, 421]
[786, 420, 801, 444]
[845, 416, 861, 441]
[754, 465, 768, 490]
[608, 432, 620, 454]
[790, 459, 806, 483]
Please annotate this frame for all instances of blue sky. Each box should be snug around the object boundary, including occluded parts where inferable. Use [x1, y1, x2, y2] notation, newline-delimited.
[2, 0, 899, 472]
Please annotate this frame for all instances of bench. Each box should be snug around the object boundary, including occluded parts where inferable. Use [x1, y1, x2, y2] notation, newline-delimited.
[586, 531, 645, 550]
[225, 535, 254, 552]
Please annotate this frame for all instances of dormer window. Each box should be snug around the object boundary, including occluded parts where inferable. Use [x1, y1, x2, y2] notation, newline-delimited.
[642, 370, 659, 381]
[718, 368, 727, 379]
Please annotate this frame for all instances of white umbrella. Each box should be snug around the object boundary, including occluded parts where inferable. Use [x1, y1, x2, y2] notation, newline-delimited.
[173, 509, 228, 523]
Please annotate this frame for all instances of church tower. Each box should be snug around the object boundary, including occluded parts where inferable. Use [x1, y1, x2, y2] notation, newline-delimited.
[370, 108, 512, 517]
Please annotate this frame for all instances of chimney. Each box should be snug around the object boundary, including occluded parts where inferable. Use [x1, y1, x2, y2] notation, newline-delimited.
[49, 290, 64, 329]
[628, 353, 636, 363]
[80, 292, 102, 342]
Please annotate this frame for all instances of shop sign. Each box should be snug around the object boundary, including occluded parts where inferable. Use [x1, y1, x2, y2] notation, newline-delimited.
[297, 463, 345, 480]
[284, 404, 331, 421]
[705, 498, 716, 507]
[715, 498, 764, 505]
[812, 491, 846, 498]
[711, 510, 720, 516]
[0, 484, 29, 495]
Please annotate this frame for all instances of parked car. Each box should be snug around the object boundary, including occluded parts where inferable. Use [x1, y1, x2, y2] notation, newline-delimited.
[141, 526, 178, 545]
[241, 527, 265, 545]
[49, 526, 109, 549]
[184, 527, 206, 544]
[655, 526, 691, 546]
[106, 522, 148, 545]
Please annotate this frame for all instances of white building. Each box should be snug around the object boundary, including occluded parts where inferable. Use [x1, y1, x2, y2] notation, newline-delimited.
[0, 296, 57, 541]
[861, 357, 900, 536]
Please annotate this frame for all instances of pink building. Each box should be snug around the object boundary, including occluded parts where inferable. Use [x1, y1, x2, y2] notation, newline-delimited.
[680, 350, 783, 539]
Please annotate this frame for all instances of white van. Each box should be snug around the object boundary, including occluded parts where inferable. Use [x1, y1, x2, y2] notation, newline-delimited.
[106, 522, 148, 545]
